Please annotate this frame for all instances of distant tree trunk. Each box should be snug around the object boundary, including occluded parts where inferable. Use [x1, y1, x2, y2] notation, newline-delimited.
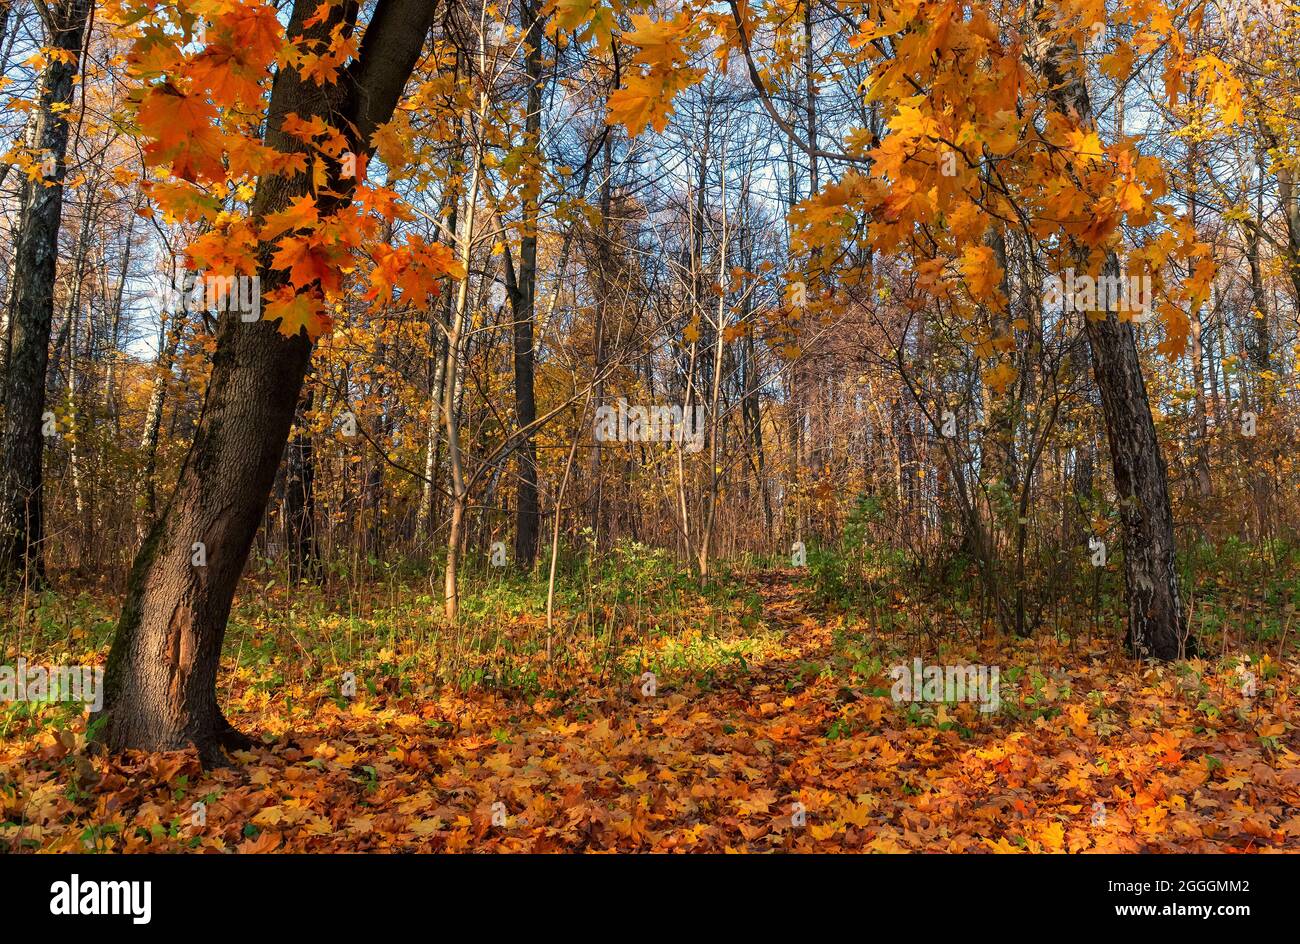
[416, 319, 447, 539]
[0, 0, 93, 582]
[509, 0, 543, 570]
[417, 179, 458, 543]
[55, 198, 99, 528]
[0, 4, 10, 85]
[63, 294, 86, 522]
[138, 315, 182, 540]
[443, 146, 480, 623]
[697, 149, 730, 579]
[985, 226, 1019, 491]
[285, 386, 319, 582]
[362, 370, 388, 560]
[93, 0, 438, 761]
[1275, 162, 1300, 306]
[742, 303, 771, 535]
[104, 199, 142, 427]
[1032, 5, 1193, 660]
[588, 132, 613, 546]
[1186, 135, 1212, 500]
[1246, 147, 1271, 370]
[783, 372, 804, 549]
[1072, 434, 1094, 539]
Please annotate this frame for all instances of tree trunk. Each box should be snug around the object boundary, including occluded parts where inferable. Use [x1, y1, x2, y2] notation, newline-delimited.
[697, 145, 730, 579]
[93, 0, 438, 761]
[285, 386, 319, 582]
[0, 0, 93, 582]
[442, 134, 480, 622]
[509, 0, 543, 570]
[1032, 6, 1193, 660]
[588, 132, 613, 546]
[1246, 147, 1271, 370]
[138, 315, 183, 540]
[1275, 163, 1300, 306]
[416, 302, 449, 540]
[1081, 268, 1192, 658]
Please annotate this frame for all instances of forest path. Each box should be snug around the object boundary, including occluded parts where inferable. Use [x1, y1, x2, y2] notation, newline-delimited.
[414, 568, 1298, 852]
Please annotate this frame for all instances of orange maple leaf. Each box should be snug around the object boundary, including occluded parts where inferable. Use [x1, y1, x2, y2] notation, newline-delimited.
[265, 287, 330, 339]
[271, 234, 341, 292]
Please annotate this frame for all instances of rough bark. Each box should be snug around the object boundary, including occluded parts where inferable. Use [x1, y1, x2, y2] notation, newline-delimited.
[1186, 136, 1212, 500]
[1031, 6, 1193, 659]
[0, 0, 93, 582]
[508, 0, 542, 570]
[93, 0, 438, 761]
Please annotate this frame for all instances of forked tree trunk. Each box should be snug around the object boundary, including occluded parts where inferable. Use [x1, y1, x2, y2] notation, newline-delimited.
[1032, 4, 1193, 659]
[93, 0, 438, 761]
[441, 80, 484, 623]
[99, 315, 314, 760]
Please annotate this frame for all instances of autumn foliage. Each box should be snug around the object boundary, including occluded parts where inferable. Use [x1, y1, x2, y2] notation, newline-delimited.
[1, 0, 1299, 854]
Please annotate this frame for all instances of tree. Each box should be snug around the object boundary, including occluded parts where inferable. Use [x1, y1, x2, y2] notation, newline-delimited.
[695, 0, 1206, 659]
[1029, 0, 1194, 659]
[93, 0, 443, 761]
[508, 0, 544, 571]
[0, 0, 93, 582]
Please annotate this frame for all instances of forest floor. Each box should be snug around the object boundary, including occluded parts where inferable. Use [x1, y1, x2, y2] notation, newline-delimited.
[3, 568, 1299, 852]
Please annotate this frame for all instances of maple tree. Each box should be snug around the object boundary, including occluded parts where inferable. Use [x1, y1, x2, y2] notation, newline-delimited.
[92, 0, 446, 760]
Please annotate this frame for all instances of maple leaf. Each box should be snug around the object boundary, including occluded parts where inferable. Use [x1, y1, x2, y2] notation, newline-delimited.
[237, 829, 283, 854]
[265, 287, 330, 339]
[606, 13, 705, 136]
[1065, 129, 1105, 164]
[622, 14, 689, 69]
[271, 234, 341, 292]
[260, 194, 321, 242]
[550, 0, 594, 32]
[364, 243, 410, 304]
[230, 2, 288, 65]
[607, 72, 669, 137]
[356, 185, 412, 223]
[296, 25, 358, 86]
[371, 117, 413, 171]
[303, 0, 345, 28]
[1100, 45, 1135, 82]
[959, 245, 1003, 302]
[137, 84, 225, 182]
[983, 362, 1018, 395]
[187, 221, 259, 276]
[281, 113, 334, 145]
[187, 44, 266, 107]
[1155, 301, 1190, 357]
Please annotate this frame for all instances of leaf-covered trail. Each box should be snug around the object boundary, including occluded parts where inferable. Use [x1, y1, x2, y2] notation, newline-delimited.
[5, 571, 1299, 852]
